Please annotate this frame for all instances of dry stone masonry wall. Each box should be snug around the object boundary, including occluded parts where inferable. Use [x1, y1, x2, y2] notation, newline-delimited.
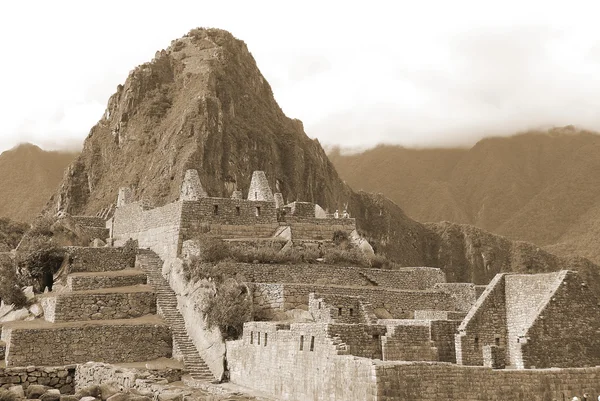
[66, 247, 135, 273]
[252, 283, 455, 319]
[0, 366, 75, 393]
[41, 287, 156, 322]
[67, 271, 147, 291]
[3, 319, 172, 367]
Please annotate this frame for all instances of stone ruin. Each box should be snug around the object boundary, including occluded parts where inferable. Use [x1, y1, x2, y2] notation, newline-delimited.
[1, 169, 599, 400]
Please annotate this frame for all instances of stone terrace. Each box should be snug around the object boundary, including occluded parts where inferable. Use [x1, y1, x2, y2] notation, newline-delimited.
[1, 247, 173, 368]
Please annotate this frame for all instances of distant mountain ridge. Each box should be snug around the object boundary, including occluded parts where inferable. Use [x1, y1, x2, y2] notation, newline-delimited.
[0, 143, 77, 222]
[329, 126, 600, 264]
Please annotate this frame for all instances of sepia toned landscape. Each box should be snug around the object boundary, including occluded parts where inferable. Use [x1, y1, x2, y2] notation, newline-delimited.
[1, 6, 600, 401]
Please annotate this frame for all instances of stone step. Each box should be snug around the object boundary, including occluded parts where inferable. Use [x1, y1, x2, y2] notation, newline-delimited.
[138, 252, 214, 382]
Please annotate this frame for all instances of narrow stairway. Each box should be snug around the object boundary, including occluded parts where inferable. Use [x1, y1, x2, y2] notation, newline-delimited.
[137, 251, 214, 382]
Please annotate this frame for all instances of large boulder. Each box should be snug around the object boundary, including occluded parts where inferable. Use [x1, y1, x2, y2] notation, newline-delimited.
[9, 385, 25, 399]
[26, 384, 49, 399]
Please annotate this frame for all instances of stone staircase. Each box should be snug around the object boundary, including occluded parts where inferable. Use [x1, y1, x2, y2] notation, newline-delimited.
[136, 251, 214, 382]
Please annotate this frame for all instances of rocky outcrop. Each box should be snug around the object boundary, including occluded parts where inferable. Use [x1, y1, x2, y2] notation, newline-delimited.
[47, 28, 350, 218]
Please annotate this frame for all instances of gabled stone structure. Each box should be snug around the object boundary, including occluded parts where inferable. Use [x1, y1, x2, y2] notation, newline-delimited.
[247, 171, 274, 202]
[455, 270, 600, 369]
[180, 169, 208, 201]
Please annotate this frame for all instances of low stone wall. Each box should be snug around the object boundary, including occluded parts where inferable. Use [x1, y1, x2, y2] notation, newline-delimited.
[433, 282, 477, 312]
[252, 283, 455, 319]
[3, 319, 172, 366]
[66, 247, 135, 273]
[364, 267, 445, 290]
[41, 287, 156, 322]
[233, 264, 445, 290]
[287, 218, 355, 240]
[67, 271, 147, 291]
[75, 362, 182, 397]
[414, 310, 466, 321]
[373, 362, 600, 401]
[0, 365, 75, 393]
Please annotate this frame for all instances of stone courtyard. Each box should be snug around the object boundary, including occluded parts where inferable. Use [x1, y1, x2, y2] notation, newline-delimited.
[0, 169, 598, 400]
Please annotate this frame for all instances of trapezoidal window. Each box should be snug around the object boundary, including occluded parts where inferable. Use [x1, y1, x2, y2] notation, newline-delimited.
[474, 337, 479, 350]
[250, 331, 253, 344]
[213, 205, 219, 215]
[349, 308, 354, 316]
[338, 307, 343, 316]
[299, 335, 304, 351]
[264, 333, 268, 347]
[255, 206, 261, 217]
[310, 336, 315, 351]
[495, 337, 500, 347]
[258, 332, 261, 345]
[236, 206, 241, 216]
[254, 191, 258, 200]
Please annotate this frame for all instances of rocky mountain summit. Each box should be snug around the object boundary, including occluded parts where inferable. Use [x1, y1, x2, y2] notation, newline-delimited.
[45, 28, 598, 285]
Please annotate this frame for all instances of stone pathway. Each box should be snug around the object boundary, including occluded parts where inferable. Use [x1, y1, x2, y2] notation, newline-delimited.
[137, 251, 214, 382]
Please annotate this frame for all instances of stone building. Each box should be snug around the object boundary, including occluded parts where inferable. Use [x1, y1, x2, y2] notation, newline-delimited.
[2, 169, 599, 401]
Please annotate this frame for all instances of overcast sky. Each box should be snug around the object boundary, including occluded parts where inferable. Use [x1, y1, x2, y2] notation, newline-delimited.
[1, 0, 600, 153]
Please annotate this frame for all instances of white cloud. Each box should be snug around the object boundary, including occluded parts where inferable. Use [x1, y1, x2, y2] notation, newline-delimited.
[1, 0, 600, 152]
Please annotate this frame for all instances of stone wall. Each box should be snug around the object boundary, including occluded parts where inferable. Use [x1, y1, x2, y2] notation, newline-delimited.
[373, 362, 600, 401]
[430, 320, 461, 363]
[180, 198, 278, 227]
[365, 267, 445, 290]
[504, 271, 563, 368]
[234, 264, 446, 290]
[519, 271, 600, 369]
[308, 293, 366, 324]
[252, 283, 455, 319]
[380, 320, 437, 361]
[433, 282, 477, 312]
[67, 271, 147, 291]
[227, 322, 378, 401]
[455, 274, 507, 366]
[112, 202, 183, 260]
[287, 202, 315, 217]
[229, 332, 600, 401]
[66, 247, 135, 273]
[0, 365, 75, 393]
[3, 319, 172, 366]
[286, 218, 355, 240]
[75, 362, 183, 397]
[41, 288, 156, 322]
[413, 310, 466, 321]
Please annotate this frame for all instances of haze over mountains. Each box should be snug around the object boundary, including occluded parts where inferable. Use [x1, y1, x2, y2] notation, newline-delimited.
[0, 143, 76, 222]
[329, 126, 600, 264]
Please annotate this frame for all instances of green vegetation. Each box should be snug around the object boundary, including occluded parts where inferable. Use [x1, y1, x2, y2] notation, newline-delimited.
[185, 259, 252, 340]
[0, 257, 27, 308]
[192, 234, 395, 269]
[15, 216, 65, 293]
[0, 217, 28, 251]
